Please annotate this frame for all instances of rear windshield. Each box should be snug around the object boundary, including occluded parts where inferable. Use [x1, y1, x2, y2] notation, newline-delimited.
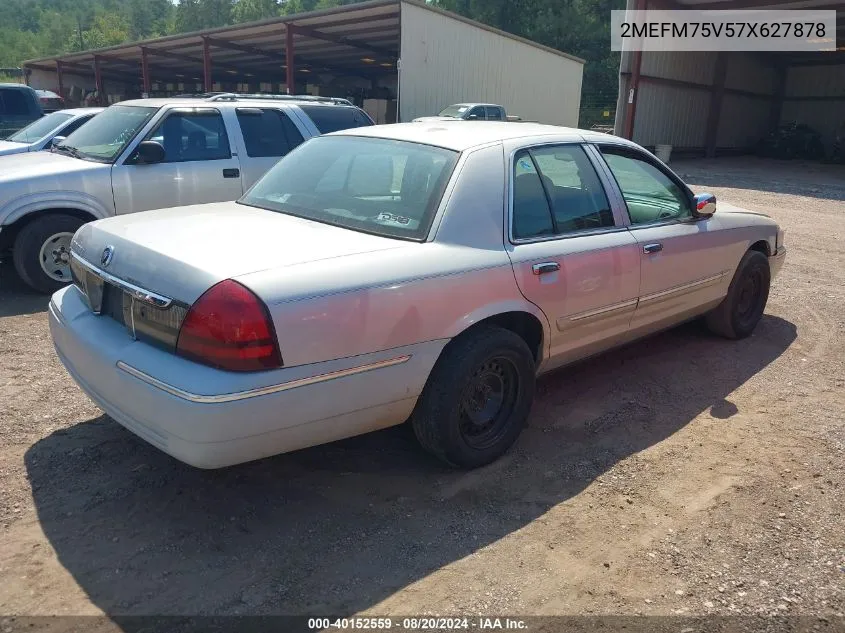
[240, 135, 458, 241]
[298, 105, 373, 134]
[8, 111, 72, 143]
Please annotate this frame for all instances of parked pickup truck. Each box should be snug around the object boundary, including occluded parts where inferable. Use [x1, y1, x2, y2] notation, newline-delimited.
[412, 103, 521, 123]
[0, 94, 373, 293]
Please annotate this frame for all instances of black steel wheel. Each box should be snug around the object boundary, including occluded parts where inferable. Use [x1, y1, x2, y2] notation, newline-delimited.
[411, 325, 536, 468]
[706, 249, 771, 339]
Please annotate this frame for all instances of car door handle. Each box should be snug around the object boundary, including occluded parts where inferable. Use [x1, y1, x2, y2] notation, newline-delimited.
[222, 168, 240, 179]
[643, 243, 663, 254]
[532, 262, 560, 275]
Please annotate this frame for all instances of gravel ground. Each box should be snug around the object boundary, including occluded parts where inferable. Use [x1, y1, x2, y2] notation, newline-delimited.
[0, 158, 842, 626]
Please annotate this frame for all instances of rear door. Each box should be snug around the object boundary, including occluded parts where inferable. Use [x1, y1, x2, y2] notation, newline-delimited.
[504, 141, 640, 369]
[233, 107, 306, 189]
[597, 144, 732, 330]
[111, 107, 243, 214]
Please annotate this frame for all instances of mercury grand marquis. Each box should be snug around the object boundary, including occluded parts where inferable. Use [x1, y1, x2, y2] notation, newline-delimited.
[49, 122, 786, 469]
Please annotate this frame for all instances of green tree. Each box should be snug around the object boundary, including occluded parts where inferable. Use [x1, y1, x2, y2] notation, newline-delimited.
[232, 0, 281, 23]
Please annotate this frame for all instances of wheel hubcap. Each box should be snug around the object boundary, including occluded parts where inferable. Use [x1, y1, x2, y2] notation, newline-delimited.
[459, 357, 519, 450]
[39, 232, 75, 283]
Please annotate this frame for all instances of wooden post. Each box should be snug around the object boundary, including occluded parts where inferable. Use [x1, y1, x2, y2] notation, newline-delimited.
[94, 55, 104, 105]
[286, 25, 295, 95]
[141, 47, 151, 96]
[203, 37, 213, 93]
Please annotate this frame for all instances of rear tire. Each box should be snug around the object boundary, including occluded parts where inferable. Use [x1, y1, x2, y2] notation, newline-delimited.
[705, 250, 770, 339]
[12, 214, 84, 294]
[411, 325, 536, 468]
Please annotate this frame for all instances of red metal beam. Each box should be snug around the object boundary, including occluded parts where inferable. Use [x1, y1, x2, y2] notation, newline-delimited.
[205, 36, 283, 62]
[56, 60, 65, 99]
[94, 55, 104, 105]
[286, 25, 295, 94]
[622, 0, 647, 140]
[141, 47, 151, 95]
[291, 23, 398, 58]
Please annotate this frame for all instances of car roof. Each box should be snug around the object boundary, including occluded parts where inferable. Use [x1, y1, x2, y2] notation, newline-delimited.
[334, 121, 635, 152]
[0, 83, 34, 90]
[57, 107, 104, 116]
[116, 97, 358, 109]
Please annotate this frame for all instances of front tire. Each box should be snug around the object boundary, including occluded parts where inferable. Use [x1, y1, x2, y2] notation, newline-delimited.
[411, 325, 536, 468]
[706, 249, 771, 339]
[12, 214, 84, 294]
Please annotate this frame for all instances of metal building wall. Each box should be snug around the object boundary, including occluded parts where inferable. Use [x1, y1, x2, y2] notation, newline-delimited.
[781, 64, 845, 146]
[398, 1, 584, 125]
[616, 50, 778, 152]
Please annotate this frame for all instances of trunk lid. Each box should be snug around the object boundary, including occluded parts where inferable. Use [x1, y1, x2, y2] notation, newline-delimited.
[72, 201, 410, 304]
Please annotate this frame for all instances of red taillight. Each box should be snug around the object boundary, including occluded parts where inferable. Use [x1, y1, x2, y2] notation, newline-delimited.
[176, 280, 282, 372]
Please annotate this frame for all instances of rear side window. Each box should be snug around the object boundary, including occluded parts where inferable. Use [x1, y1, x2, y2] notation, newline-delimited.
[512, 145, 614, 240]
[237, 108, 304, 158]
[145, 110, 230, 162]
[0, 90, 31, 116]
[485, 106, 504, 120]
[59, 115, 94, 137]
[298, 105, 372, 134]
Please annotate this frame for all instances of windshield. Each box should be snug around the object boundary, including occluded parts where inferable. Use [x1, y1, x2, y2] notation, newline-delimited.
[8, 112, 72, 143]
[437, 105, 470, 118]
[59, 105, 157, 162]
[240, 135, 458, 241]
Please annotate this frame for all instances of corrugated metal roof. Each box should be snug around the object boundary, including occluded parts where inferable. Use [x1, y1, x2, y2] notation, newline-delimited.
[22, 0, 583, 84]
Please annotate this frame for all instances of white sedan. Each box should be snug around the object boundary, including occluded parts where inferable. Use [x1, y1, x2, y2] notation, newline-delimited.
[0, 108, 102, 156]
[49, 122, 786, 469]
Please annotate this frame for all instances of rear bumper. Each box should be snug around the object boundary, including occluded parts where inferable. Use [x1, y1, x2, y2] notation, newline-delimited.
[770, 245, 786, 280]
[49, 285, 445, 468]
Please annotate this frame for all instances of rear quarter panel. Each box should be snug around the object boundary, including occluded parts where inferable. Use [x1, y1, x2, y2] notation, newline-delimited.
[237, 143, 552, 369]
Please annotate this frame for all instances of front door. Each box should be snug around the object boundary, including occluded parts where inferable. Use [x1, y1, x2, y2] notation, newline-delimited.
[598, 145, 732, 331]
[505, 143, 640, 369]
[111, 107, 243, 214]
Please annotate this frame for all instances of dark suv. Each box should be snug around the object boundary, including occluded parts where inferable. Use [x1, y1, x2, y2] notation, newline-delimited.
[0, 84, 43, 138]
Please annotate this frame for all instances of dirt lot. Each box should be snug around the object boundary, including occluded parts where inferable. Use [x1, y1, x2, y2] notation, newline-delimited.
[0, 158, 842, 626]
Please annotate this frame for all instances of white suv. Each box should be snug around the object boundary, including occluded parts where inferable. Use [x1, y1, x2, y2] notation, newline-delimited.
[0, 94, 373, 293]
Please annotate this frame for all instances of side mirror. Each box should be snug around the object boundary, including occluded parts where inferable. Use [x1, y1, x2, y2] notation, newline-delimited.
[50, 136, 66, 149]
[466, 114, 480, 120]
[134, 140, 166, 165]
[694, 192, 717, 217]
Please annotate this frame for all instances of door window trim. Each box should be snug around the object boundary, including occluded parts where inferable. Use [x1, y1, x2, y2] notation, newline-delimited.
[596, 142, 698, 230]
[506, 141, 630, 245]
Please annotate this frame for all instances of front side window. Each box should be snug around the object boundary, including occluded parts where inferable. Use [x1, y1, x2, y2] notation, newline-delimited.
[8, 111, 72, 143]
[466, 107, 485, 120]
[240, 135, 458, 241]
[145, 109, 230, 163]
[600, 148, 692, 225]
[237, 108, 304, 158]
[60, 105, 157, 162]
[512, 145, 614, 240]
[298, 105, 372, 134]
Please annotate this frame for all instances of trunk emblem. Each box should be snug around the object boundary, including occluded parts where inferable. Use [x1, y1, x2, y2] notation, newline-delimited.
[101, 246, 115, 267]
